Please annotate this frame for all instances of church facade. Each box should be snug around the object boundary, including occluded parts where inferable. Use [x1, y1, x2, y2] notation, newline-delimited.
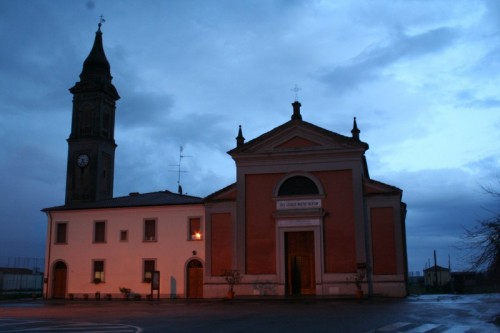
[43, 25, 407, 299]
[204, 103, 408, 298]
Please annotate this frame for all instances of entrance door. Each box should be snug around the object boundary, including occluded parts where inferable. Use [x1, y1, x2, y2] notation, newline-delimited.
[285, 231, 315, 295]
[52, 261, 67, 299]
[186, 260, 203, 298]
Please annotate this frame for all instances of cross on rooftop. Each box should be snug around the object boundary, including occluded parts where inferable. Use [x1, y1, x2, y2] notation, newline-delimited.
[291, 84, 302, 102]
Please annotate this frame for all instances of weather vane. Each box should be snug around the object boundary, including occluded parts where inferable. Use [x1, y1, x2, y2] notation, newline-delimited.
[98, 15, 106, 28]
[291, 84, 301, 102]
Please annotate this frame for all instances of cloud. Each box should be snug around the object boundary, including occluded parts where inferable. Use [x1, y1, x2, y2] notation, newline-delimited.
[319, 26, 459, 94]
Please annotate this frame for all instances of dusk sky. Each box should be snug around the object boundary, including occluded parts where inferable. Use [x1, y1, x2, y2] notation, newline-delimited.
[1, 0, 499, 274]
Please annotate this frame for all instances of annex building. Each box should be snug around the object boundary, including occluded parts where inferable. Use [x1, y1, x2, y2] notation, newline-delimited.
[43, 25, 408, 299]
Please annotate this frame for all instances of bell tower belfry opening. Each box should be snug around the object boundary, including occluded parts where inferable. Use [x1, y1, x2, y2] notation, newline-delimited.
[65, 22, 120, 205]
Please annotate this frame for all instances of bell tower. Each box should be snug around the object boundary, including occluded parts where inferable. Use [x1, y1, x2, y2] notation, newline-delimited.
[65, 22, 120, 205]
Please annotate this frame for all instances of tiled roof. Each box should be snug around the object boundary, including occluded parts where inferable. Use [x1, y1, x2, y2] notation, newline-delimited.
[204, 183, 237, 202]
[363, 178, 403, 196]
[42, 190, 202, 212]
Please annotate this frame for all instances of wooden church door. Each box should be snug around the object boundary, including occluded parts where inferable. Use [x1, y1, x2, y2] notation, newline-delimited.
[285, 231, 315, 295]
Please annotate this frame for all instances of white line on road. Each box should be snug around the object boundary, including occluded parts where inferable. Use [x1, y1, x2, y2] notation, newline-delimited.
[376, 322, 412, 331]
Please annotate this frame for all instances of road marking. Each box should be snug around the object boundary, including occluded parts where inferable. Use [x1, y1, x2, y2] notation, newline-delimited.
[0, 319, 142, 332]
[368, 322, 479, 333]
[405, 323, 441, 332]
[441, 326, 475, 333]
[377, 322, 412, 331]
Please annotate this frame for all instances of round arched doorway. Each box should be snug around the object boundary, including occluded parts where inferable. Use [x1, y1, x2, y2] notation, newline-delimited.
[52, 261, 67, 299]
[186, 259, 203, 298]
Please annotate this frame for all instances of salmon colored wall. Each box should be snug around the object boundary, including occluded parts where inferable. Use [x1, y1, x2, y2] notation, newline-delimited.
[245, 173, 281, 274]
[370, 207, 397, 274]
[46, 205, 205, 297]
[210, 213, 232, 276]
[315, 170, 357, 273]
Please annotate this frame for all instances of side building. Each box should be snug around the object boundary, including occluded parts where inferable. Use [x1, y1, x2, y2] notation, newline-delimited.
[42, 191, 205, 299]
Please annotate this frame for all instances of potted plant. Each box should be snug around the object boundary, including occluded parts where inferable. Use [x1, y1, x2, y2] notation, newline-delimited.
[223, 269, 242, 299]
[93, 277, 102, 284]
[119, 287, 131, 300]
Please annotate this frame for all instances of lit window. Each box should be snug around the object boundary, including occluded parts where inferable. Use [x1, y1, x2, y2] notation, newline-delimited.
[189, 217, 202, 240]
[94, 221, 106, 243]
[55, 223, 67, 244]
[144, 219, 156, 241]
[143, 259, 155, 282]
[120, 230, 128, 242]
[93, 260, 105, 283]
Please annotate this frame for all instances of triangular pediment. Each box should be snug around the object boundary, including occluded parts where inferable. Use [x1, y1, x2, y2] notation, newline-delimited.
[229, 120, 368, 156]
[275, 136, 321, 149]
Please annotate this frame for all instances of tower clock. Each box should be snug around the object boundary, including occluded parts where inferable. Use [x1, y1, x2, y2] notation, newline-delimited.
[65, 23, 120, 205]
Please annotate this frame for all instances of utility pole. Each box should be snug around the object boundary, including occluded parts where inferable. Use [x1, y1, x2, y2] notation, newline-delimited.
[434, 250, 438, 287]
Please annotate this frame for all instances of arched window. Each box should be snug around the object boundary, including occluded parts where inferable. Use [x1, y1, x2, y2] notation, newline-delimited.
[278, 176, 319, 196]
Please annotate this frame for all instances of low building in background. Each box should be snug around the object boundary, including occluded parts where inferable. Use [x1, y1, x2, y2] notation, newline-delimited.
[0, 267, 43, 296]
[424, 265, 451, 288]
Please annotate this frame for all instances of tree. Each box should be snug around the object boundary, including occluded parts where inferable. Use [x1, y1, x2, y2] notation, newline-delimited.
[462, 175, 500, 281]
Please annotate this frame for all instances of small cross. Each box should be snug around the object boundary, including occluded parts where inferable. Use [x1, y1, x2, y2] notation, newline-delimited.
[291, 84, 302, 102]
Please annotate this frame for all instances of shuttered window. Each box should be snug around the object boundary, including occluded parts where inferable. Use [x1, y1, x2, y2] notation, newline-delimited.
[144, 219, 156, 241]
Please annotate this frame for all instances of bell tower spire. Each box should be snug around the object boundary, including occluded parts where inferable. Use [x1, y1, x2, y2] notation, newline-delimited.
[65, 21, 120, 205]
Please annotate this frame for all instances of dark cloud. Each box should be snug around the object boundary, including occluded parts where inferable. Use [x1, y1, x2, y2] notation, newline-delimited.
[320, 27, 459, 94]
[116, 90, 175, 128]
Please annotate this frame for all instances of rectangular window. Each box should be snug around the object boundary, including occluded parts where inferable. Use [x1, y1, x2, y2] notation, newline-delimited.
[120, 230, 128, 242]
[143, 259, 156, 282]
[94, 221, 106, 243]
[189, 217, 202, 240]
[93, 260, 105, 283]
[55, 223, 67, 244]
[144, 219, 156, 241]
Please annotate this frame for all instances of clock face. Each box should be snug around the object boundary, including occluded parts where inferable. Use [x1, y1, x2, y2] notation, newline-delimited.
[77, 154, 89, 168]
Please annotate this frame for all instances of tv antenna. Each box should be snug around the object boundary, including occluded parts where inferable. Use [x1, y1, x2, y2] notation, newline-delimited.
[169, 146, 191, 195]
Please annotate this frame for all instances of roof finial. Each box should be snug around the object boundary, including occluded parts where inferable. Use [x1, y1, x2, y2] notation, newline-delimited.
[98, 15, 106, 30]
[351, 117, 360, 140]
[236, 125, 245, 147]
[291, 101, 302, 121]
[291, 84, 301, 102]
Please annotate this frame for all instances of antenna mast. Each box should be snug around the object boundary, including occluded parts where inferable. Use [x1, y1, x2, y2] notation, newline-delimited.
[169, 146, 191, 195]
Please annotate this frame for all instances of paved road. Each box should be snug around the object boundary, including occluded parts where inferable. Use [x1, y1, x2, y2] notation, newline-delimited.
[0, 294, 498, 333]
